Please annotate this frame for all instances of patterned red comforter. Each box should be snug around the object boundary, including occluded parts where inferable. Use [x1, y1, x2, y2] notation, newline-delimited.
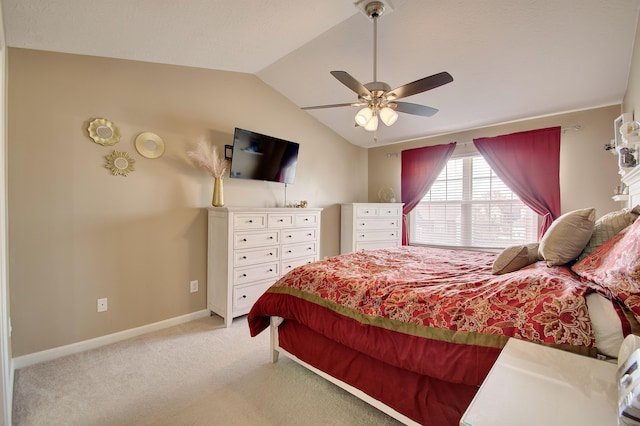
[248, 246, 596, 386]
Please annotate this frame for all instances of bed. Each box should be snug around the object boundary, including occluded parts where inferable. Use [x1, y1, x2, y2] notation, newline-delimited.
[248, 206, 640, 425]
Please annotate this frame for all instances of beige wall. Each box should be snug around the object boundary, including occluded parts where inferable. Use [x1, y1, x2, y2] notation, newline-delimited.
[623, 12, 640, 118]
[368, 105, 623, 220]
[7, 48, 368, 356]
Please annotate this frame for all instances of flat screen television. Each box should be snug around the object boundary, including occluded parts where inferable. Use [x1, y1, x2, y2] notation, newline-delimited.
[229, 128, 299, 184]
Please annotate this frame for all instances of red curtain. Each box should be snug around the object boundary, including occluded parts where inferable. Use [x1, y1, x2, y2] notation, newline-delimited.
[472, 127, 561, 239]
[401, 142, 456, 245]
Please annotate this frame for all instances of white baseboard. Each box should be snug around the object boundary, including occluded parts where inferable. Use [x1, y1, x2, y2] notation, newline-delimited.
[12, 309, 210, 370]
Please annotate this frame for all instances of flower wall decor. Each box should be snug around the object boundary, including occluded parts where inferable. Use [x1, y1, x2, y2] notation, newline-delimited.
[105, 150, 135, 176]
[88, 118, 121, 146]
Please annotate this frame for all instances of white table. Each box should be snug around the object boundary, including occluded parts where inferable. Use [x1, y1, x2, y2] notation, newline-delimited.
[460, 338, 618, 426]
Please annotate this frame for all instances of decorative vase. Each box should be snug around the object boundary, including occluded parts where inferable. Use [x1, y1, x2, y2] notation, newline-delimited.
[212, 178, 224, 207]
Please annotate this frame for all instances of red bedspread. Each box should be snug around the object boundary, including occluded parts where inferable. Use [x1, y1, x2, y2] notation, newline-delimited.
[248, 246, 596, 387]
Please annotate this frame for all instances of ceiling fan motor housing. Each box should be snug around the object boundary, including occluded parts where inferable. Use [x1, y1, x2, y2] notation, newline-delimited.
[365, 1, 385, 19]
[354, 0, 396, 20]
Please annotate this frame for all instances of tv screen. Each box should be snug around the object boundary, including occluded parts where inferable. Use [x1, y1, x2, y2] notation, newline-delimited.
[229, 128, 299, 184]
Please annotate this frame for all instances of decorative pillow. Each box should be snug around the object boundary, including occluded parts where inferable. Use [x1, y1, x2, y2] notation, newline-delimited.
[572, 219, 640, 322]
[578, 205, 640, 260]
[538, 208, 596, 266]
[492, 243, 540, 275]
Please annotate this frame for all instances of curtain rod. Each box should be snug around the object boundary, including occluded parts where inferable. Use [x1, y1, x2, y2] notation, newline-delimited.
[386, 124, 582, 156]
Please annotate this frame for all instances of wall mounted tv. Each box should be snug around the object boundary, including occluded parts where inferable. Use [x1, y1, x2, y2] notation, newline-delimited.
[229, 128, 299, 184]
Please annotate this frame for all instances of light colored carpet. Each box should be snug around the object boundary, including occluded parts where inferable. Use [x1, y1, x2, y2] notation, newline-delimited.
[12, 315, 402, 425]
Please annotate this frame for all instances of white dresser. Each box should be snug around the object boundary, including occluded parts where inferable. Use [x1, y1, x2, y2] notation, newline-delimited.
[207, 207, 322, 326]
[340, 203, 403, 254]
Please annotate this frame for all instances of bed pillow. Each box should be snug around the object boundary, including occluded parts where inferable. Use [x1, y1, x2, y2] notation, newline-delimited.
[578, 205, 640, 260]
[492, 243, 540, 275]
[538, 208, 596, 266]
[572, 219, 640, 322]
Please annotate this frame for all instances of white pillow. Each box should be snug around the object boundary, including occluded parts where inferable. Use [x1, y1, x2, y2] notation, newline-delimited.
[585, 293, 624, 358]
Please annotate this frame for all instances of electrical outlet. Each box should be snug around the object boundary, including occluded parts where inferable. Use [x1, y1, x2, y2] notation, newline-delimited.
[190, 280, 199, 293]
[97, 298, 108, 312]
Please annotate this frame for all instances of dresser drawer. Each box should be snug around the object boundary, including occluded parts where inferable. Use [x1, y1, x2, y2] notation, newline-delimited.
[282, 228, 316, 244]
[356, 218, 400, 230]
[294, 213, 319, 227]
[234, 214, 267, 230]
[234, 230, 279, 249]
[356, 206, 379, 217]
[233, 280, 273, 315]
[355, 240, 401, 251]
[281, 256, 316, 274]
[356, 229, 400, 242]
[234, 262, 279, 286]
[282, 242, 316, 260]
[268, 214, 294, 228]
[234, 246, 279, 267]
[378, 206, 402, 217]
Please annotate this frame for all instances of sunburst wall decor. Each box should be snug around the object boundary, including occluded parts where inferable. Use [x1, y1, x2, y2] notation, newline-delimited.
[105, 150, 135, 176]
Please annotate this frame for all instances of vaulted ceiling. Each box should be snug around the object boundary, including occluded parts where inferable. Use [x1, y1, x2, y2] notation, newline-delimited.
[3, 0, 639, 147]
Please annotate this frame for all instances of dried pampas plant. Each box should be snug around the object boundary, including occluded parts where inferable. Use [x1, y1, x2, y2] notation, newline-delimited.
[187, 139, 229, 179]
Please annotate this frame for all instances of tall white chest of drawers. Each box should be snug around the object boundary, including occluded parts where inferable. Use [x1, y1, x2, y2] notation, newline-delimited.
[340, 203, 403, 254]
[207, 207, 322, 327]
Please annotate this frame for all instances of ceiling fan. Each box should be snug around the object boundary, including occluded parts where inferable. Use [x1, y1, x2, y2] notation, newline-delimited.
[302, 1, 453, 140]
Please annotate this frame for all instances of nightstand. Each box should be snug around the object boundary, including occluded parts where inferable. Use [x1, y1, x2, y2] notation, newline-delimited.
[460, 338, 618, 426]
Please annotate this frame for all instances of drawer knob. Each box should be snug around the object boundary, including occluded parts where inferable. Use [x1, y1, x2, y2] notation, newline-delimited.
[241, 256, 247, 260]
[242, 238, 247, 242]
[268, 268, 273, 272]
[269, 252, 273, 256]
[360, 234, 365, 238]
[278, 219, 284, 222]
[241, 273, 247, 277]
[307, 233, 312, 236]
[242, 295, 247, 299]
[287, 235, 292, 238]
[307, 247, 312, 250]
[269, 236, 274, 239]
[248, 220, 253, 223]
[287, 250, 292, 253]
[304, 218, 309, 221]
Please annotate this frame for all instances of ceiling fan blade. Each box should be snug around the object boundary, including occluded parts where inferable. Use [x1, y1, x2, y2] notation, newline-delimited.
[330, 71, 372, 99]
[302, 102, 363, 110]
[386, 72, 453, 101]
[394, 102, 439, 117]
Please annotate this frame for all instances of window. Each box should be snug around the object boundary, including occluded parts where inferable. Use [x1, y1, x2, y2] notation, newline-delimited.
[410, 155, 538, 250]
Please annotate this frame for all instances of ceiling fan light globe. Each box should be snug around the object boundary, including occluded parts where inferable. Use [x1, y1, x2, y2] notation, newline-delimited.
[379, 107, 398, 126]
[355, 107, 373, 127]
[364, 115, 379, 132]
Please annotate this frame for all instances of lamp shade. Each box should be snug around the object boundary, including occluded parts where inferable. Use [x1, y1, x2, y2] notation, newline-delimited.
[364, 114, 378, 132]
[355, 107, 373, 127]
[379, 107, 398, 126]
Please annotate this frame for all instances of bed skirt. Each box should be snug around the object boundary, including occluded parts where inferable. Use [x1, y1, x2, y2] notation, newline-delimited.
[273, 318, 479, 426]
